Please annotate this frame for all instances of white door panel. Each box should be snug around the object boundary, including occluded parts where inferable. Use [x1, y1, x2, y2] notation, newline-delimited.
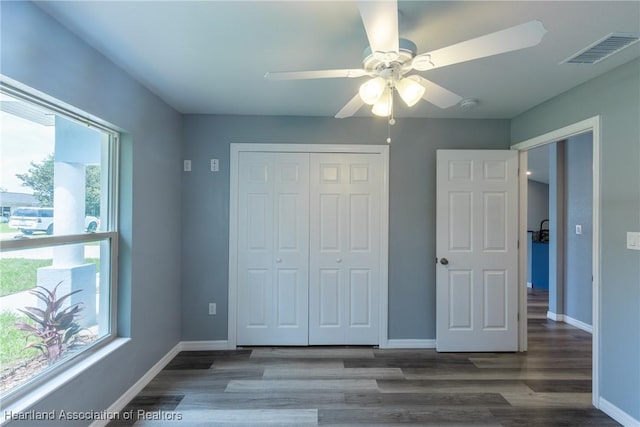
[237, 152, 309, 345]
[309, 153, 380, 345]
[436, 150, 518, 352]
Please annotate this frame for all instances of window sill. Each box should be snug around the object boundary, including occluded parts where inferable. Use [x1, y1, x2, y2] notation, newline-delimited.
[1, 338, 130, 424]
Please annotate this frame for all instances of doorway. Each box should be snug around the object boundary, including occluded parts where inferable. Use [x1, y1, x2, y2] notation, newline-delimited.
[513, 116, 601, 407]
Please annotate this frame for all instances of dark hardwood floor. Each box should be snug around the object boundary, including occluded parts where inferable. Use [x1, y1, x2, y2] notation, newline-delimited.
[109, 290, 619, 426]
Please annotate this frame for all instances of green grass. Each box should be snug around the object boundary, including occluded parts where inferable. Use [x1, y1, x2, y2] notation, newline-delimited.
[0, 311, 38, 365]
[0, 258, 100, 297]
[0, 259, 51, 297]
[0, 223, 15, 234]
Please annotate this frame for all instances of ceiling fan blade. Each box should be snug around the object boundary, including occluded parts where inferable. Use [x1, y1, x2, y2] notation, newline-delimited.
[357, 0, 399, 56]
[265, 69, 367, 80]
[415, 20, 547, 71]
[408, 75, 462, 109]
[335, 94, 365, 118]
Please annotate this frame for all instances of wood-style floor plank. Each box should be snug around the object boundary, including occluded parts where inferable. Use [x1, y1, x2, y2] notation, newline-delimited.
[135, 409, 318, 426]
[108, 290, 620, 426]
[225, 379, 379, 393]
[262, 367, 404, 380]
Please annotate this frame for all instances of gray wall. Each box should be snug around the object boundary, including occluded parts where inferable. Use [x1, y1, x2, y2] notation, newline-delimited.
[564, 133, 593, 325]
[527, 180, 549, 231]
[512, 58, 640, 420]
[181, 116, 510, 340]
[548, 142, 565, 315]
[1, 3, 183, 424]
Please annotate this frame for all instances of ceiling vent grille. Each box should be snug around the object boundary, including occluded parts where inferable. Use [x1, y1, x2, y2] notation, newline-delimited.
[562, 32, 640, 64]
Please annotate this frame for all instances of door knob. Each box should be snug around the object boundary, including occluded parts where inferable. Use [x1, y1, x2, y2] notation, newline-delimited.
[440, 257, 449, 265]
[276, 258, 282, 263]
[336, 258, 342, 263]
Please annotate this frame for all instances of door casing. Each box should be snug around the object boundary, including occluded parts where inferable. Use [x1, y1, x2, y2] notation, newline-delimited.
[228, 143, 389, 348]
[512, 115, 601, 408]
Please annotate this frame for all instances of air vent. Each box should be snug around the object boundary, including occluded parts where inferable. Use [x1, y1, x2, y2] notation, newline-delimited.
[562, 32, 640, 64]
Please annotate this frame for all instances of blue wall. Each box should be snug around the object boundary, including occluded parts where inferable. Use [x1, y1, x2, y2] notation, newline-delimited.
[180, 115, 511, 341]
[512, 58, 640, 421]
[1, 2, 183, 425]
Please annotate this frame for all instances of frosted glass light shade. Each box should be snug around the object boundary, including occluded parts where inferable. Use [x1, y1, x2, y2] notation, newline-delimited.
[371, 87, 393, 117]
[396, 76, 425, 107]
[359, 77, 386, 105]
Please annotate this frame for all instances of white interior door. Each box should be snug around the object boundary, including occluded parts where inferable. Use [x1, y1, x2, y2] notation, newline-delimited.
[237, 152, 309, 345]
[309, 153, 381, 345]
[436, 150, 519, 351]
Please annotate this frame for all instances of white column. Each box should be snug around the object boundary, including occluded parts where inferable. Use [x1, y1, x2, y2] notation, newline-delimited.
[52, 161, 85, 266]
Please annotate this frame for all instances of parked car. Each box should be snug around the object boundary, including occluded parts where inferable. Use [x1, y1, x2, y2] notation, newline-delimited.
[8, 207, 99, 235]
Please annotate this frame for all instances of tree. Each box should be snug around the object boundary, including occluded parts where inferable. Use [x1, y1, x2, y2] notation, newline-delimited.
[16, 154, 54, 207]
[16, 154, 101, 215]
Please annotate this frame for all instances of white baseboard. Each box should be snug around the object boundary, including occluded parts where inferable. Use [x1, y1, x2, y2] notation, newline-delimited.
[599, 397, 640, 427]
[547, 311, 562, 321]
[563, 315, 593, 334]
[89, 342, 181, 427]
[547, 312, 592, 334]
[382, 339, 436, 349]
[180, 340, 232, 351]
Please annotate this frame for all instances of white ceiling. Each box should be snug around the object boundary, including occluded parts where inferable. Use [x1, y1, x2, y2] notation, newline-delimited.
[36, 1, 640, 119]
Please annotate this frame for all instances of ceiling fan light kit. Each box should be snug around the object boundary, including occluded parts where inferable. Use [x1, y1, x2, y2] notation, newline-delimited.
[359, 76, 387, 105]
[265, 1, 547, 140]
[371, 86, 393, 117]
[396, 76, 425, 107]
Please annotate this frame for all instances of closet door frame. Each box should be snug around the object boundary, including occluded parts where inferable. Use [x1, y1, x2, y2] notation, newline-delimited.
[229, 143, 389, 348]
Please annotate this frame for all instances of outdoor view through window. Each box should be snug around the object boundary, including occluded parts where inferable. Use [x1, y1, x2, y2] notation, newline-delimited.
[0, 89, 117, 400]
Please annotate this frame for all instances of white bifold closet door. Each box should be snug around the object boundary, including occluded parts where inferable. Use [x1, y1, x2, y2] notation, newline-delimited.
[237, 152, 310, 345]
[236, 151, 381, 346]
[308, 153, 381, 345]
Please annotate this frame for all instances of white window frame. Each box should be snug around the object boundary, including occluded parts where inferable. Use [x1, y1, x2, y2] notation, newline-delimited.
[0, 82, 120, 410]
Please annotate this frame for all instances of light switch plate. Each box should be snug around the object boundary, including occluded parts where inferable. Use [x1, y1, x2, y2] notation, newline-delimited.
[184, 160, 191, 172]
[575, 225, 582, 235]
[627, 232, 640, 250]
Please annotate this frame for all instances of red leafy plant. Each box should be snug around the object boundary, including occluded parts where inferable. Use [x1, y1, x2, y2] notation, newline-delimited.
[15, 282, 84, 364]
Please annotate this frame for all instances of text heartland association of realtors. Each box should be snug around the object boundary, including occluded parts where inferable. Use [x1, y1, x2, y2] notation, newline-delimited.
[4, 409, 182, 421]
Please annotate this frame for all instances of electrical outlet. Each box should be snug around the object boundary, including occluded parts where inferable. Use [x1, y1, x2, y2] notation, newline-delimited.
[184, 160, 192, 172]
[208, 303, 216, 315]
[211, 159, 219, 172]
[627, 232, 640, 251]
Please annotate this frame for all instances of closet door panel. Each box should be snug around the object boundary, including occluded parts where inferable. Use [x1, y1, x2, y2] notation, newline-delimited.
[237, 152, 309, 345]
[309, 153, 381, 344]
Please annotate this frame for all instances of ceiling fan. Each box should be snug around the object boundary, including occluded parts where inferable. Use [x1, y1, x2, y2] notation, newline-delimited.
[265, 1, 546, 121]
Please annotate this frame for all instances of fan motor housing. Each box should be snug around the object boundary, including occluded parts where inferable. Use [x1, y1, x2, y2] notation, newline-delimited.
[362, 38, 417, 75]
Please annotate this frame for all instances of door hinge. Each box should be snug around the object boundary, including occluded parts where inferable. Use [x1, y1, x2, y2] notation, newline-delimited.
[517, 240, 520, 249]
[517, 312, 520, 321]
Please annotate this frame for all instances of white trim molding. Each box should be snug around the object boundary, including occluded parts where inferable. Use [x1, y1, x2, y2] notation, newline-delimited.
[228, 143, 390, 348]
[547, 312, 593, 334]
[180, 340, 233, 351]
[382, 339, 436, 349]
[599, 397, 640, 427]
[89, 342, 181, 427]
[513, 115, 601, 408]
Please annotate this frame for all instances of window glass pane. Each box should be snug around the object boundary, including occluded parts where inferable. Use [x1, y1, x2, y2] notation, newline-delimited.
[0, 239, 112, 395]
[0, 86, 117, 402]
[1, 92, 108, 240]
